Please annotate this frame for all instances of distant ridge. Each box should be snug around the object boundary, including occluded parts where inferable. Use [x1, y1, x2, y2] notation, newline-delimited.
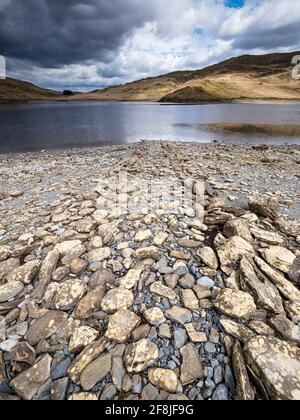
[1, 51, 300, 102]
[71, 51, 300, 102]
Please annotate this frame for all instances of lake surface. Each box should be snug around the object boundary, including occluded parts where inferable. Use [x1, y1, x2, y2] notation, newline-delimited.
[0, 101, 300, 153]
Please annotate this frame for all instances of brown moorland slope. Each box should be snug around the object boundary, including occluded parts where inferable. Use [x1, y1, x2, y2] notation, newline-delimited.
[0, 78, 61, 102]
[1, 52, 300, 102]
[71, 51, 300, 102]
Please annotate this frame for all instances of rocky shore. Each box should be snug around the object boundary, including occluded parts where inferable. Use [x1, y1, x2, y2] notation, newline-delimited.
[0, 140, 299, 401]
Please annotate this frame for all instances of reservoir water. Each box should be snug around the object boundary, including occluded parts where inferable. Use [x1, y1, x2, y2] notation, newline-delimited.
[0, 101, 300, 153]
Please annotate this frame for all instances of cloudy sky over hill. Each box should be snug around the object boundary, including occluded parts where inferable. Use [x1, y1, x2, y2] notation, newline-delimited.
[0, 0, 299, 91]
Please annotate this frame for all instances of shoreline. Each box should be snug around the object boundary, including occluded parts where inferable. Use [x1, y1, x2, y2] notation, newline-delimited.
[0, 138, 300, 155]
[2, 98, 300, 105]
[0, 141, 299, 229]
[0, 140, 299, 401]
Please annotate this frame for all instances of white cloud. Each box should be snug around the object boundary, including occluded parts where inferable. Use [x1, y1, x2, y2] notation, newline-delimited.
[5, 0, 300, 90]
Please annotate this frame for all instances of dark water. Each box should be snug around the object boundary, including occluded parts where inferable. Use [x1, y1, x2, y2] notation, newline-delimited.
[0, 101, 300, 153]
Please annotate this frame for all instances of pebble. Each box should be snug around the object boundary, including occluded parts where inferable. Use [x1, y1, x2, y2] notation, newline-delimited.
[174, 329, 187, 349]
[212, 384, 229, 401]
[197, 277, 215, 289]
[204, 342, 217, 354]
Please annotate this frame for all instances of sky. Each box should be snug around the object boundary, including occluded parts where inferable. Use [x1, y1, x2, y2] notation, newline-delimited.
[0, 0, 299, 91]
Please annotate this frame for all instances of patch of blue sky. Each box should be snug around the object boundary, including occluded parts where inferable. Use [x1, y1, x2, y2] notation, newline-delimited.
[193, 28, 204, 36]
[224, 0, 245, 8]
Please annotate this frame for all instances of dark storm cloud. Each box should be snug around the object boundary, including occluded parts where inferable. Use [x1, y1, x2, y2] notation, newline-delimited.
[1, 0, 299, 91]
[0, 0, 156, 67]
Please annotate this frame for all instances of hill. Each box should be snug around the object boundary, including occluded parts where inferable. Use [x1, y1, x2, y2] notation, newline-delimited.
[0, 78, 61, 102]
[71, 51, 300, 102]
[2, 52, 300, 103]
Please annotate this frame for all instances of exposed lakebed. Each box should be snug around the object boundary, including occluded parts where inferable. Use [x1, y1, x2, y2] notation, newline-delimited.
[0, 141, 299, 400]
[0, 101, 300, 153]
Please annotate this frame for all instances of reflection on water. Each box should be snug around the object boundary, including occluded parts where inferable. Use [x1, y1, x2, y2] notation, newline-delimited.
[0, 101, 300, 153]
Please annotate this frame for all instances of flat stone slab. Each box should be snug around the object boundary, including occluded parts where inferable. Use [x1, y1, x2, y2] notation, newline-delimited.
[165, 306, 192, 324]
[260, 246, 296, 274]
[150, 282, 177, 300]
[53, 279, 87, 310]
[105, 309, 140, 343]
[119, 269, 143, 290]
[214, 288, 256, 320]
[244, 336, 300, 400]
[124, 339, 159, 373]
[0, 281, 24, 303]
[148, 368, 179, 393]
[26, 310, 68, 345]
[180, 343, 203, 386]
[80, 353, 112, 391]
[10, 355, 52, 400]
[101, 287, 134, 313]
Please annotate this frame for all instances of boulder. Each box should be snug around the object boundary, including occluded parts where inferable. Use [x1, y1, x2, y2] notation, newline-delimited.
[185, 323, 207, 343]
[165, 306, 192, 325]
[0, 282, 24, 303]
[148, 368, 179, 393]
[285, 301, 300, 324]
[53, 279, 87, 310]
[181, 289, 199, 311]
[250, 227, 284, 246]
[150, 282, 177, 300]
[269, 315, 300, 346]
[144, 308, 166, 325]
[7, 260, 41, 284]
[105, 309, 140, 342]
[244, 336, 300, 400]
[54, 240, 81, 255]
[180, 343, 203, 385]
[232, 341, 255, 400]
[0, 246, 10, 262]
[68, 337, 109, 383]
[101, 288, 134, 313]
[10, 355, 52, 400]
[214, 288, 256, 320]
[255, 257, 300, 303]
[75, 287, 105, 319]
[89, 268, 116, 290]
[240, 257, 284, 315]
[134, 247, 161, 260]
[0, 258, 20, 282]
[220, 319, 256, 343]
[275, 217, 300, 237]
[223, 218, 252, 242]
[80, 353, 112, 391]
[197, 246, 218, 270]
[218, 236, 255, 275]
[26, 311, 68, 345]
[119, 269, 143, 290]
[69, 326, 99, 354]
[135, 230, 152, 242]
[288, 256, 300, 285]
[259, 246, 296, 274]
[124, 339, 159, 373]
[33, 250, 60, 301]
[87, 247, 111, 263]
[248, 197, 279, 220]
